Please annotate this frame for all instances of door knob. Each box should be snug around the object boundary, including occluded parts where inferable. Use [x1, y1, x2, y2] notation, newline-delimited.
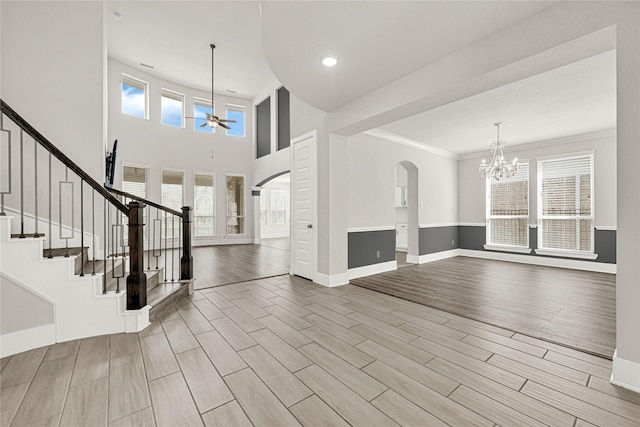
[307, 224, 313, 229]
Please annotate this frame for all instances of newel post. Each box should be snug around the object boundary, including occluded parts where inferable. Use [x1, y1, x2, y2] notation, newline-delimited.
[181, 206, 193, 280]
[126, 201, 147, 310]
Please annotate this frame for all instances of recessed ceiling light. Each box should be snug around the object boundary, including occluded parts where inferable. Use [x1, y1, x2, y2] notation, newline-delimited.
[322, 56, 337, 67]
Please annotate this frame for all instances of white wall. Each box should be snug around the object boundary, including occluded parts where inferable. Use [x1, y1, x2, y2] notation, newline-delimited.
[108, 59, 254, 245]
[0, 275, 54, 335]
[347, 133, 458, 230]
[458, 131, 617, 227]
[0, 1, 105, 181]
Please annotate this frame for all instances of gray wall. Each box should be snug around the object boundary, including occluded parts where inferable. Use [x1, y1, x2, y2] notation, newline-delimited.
[348, 230, 396, 269]
[419, 226, 458, 255]
[256, 97, 271, 158]
[1, 275, 54, 335]
[277, 87, 291, 151]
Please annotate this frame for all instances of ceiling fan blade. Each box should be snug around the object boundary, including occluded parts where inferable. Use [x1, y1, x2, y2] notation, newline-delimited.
[218, 122, 231, 130]
[217, 119, 237, 123]
[200, 122, 209, 127]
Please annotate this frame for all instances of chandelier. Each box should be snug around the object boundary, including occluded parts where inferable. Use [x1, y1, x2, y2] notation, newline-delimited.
[479, 122, 519, 181]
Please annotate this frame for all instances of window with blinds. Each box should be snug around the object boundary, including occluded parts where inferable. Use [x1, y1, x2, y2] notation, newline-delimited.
[122, 166, 148, 199]
[486, 163, 529, 247]
[194, 173, 215, 236]
[538, 154, 594, 253]
[226, 174, 245, 235]
[162, 170, 184, 239]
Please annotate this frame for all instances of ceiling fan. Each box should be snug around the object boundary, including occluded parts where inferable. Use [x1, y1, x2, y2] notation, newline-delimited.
[188, 43, 236, 130]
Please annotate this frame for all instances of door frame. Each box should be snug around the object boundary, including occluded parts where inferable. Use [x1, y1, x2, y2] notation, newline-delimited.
[289, 130, 318, 281]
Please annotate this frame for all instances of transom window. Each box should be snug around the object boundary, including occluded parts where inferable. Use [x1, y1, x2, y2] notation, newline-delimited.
[121, 75, 147, 119]
[538, 154, 594, 254]
[161, 89, 184, 128]
[194, 98, 214, 133]
[486, 163, 529, 248]
[226, 104, 246, 137]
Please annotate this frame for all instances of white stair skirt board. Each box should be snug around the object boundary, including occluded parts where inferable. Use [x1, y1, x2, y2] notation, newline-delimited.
[0, 216, 150, 357]
[314, 272, 350, 287]
[348, 260, 397, 280]
[458, 249, 616, 274]
[611, 349, 640, 393]
[0, 324, 56, 359]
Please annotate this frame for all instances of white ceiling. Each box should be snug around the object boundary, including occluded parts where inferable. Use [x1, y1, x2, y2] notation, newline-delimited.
[106, 1, 615, 155]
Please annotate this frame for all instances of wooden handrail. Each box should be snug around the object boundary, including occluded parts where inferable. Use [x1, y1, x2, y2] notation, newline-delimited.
[106, 186, 182, 217]
[0, 99, 128, 214]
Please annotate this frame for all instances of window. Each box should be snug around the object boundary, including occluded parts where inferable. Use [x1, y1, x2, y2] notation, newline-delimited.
[538, 154, 594, 254]
[226, 174, 245, 235]
[260, 188, 289, 226]
[122, 165, 148, 199]
[121, 75, 147, 119]
[161, 89, 184, 127]
[194, 173, 215, 236]
[486, 163, 529, 248]
[194, 98, 214, 133]
[226, 104, 246, 137]
[162, 170, 184, 238]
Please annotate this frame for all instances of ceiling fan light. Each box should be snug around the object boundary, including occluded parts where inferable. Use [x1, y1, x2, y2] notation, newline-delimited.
[322, 56, 337, 67]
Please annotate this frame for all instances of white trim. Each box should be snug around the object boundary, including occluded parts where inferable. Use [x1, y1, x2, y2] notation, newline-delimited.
[457, 223, 486, 227]
[348, 260, 397, 280]
[314, 272, 349, 287]
[458, 249, 615, 274]
[534, 248, 598, 260]
[595, 226, 617, 231]
[535, 149, 596, 163]
[123, 305, 151, 333]
[484, 244, 532, 254]
[529, 224, 538, 228]
[0, 323, 56, 358]
[419, 223, 459, 228]
[415, 249, 461, 264]
[459, 129, 615, 160]
[347, 226, 395, 233]
[364, 129, 459, 160]
[611, 349, 640, 393]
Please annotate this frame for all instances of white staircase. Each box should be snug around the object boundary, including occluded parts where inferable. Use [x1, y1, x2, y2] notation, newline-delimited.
[0, 215, 149, 358]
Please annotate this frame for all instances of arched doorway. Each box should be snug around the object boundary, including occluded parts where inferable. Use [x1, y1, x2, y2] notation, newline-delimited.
[395, 161, 419, 267]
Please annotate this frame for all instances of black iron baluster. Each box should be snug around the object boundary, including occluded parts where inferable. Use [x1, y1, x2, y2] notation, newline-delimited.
[48, 153, 52, 258]
[0, 113, 11, 217]
[33, 137, 39, 237]
[19, 129, 24, 237]
[171, 215, 175, 281]
[92, 189, 96, 275]
[80, 180, 84, 276]
[64, 167, 69, 257]
[102, 198, 107, 294]
[164, 214, 168, 281]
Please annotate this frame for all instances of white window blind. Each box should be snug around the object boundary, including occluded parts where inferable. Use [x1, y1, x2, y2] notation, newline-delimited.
[487, 163, 529, 247]
[162, 170, 184, 211]
[122, 166, 148, 199]
[538, 154, 593, 253]
[194, 173, 215, 236]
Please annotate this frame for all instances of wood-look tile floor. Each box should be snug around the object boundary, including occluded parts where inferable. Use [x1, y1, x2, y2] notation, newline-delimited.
[2, 274, 638, 427]
[352, 256, 616, 358]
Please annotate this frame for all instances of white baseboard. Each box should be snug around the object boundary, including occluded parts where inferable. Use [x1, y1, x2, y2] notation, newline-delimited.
[611, 349, 640, 393]
[123, 305, 150, 333]
[0, 323, 56, 358]
[458, 249, 616, 274]
[348, 260, 397, 280]
[314, 272, 350, 287]
[416, 249, 461, 264]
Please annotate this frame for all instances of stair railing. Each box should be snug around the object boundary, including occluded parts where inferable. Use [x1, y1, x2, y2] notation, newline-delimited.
[0, 99, 191, 310]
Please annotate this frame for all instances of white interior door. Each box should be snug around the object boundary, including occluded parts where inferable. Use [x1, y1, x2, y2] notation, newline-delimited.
[290, 131, 316, 280]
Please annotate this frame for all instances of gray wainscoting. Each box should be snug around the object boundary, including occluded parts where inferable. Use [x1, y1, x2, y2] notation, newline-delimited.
[418, 226, 458, 255]
[347, 230, 396, 269]
[594, 229, 616, 263]
[458, 226, 486, 251]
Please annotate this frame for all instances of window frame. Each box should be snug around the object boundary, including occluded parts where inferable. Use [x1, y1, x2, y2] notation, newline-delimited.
[193, 171, 216, 237]
[225, 104, 246, 137]
[160, 88, 185, 128]
[536, 152, 596, 259]
[121, 74, 148, 119]
[193, 97, 214, 133]
[484, 161, 531, 253]
[225, 173, 247, 237]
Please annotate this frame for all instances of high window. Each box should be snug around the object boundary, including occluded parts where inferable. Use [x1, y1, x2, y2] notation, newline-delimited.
[486, 163, 529, 249]
[121, 75, 147, 119]
[161, 89, 184, 127]
[226, 174, 245, 235]
[538, 154, 594, 255]
[194, 173, 215, 236]
[194, 98, 214, 133]
[226, 104, 246, 137]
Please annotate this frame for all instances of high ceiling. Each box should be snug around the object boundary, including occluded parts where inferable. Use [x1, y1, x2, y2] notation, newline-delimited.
[106, 1, 615, 154]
